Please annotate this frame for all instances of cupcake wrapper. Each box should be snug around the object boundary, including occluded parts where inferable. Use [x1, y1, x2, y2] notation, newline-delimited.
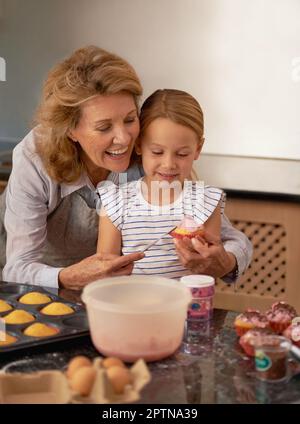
[235, 325, 254, 337]
[239, 339, 255, 357]
[170, 231, 203, 240]
[268, 320, 291, 334]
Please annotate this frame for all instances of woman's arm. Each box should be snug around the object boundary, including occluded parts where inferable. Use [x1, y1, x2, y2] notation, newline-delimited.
[97, 207, 122, 255]
[3, 140, 62, 287]
[203, 202, 221, 238]
[221, 213, 253, 278]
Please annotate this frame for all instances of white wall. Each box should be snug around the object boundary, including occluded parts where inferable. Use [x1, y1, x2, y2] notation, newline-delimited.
[0, 0, 300, 159]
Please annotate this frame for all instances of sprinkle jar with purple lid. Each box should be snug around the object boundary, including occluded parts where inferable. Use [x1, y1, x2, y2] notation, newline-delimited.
[180, 275, 215, 321]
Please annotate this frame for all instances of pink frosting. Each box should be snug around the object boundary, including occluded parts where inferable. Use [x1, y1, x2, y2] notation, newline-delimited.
[266, 302, 297, 323]
[236, 310, 268, 326]
[178, 216, 201, 232]
[266, 310, 291, 323]
[241, 327, 272, 345]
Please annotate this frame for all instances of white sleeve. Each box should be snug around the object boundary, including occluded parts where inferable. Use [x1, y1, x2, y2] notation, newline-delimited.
[193, 184, 225, 223]
[204, 186, 226, 216]
[97, 182, 125, 231]
[3, 147, 62, 288]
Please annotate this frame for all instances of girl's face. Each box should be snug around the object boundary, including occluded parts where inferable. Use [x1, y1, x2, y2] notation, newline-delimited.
[138, 118, 201, 186]
[70, 93, 139, 176]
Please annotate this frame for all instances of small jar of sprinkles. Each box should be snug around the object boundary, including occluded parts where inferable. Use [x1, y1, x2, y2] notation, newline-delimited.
[180, 275, 215, 321]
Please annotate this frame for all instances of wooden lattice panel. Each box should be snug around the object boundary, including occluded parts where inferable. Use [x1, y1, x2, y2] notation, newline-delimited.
[213, 197, 300, 313]
[216, 221, 286, 298]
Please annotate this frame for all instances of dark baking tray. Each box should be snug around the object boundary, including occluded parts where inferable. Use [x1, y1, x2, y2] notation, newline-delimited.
[0, 283, 89, 354]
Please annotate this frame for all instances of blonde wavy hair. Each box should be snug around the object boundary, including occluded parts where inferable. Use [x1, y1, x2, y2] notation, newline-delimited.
[35, 46, 143, 183]
[138, 89, 204, 180]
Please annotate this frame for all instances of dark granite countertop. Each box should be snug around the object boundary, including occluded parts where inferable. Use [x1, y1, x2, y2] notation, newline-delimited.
[1, 287, 300, 404]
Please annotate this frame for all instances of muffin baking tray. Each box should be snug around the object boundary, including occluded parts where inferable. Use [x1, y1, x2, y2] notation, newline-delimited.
[0, 283, 89, 354]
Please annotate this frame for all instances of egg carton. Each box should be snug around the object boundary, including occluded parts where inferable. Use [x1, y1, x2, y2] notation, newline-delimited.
[0, 283, 89, 354]
[0, 358, 151, 404]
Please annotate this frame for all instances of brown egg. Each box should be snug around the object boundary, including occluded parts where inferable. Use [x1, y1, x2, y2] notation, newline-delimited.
[66, 355, 93, 379]
[70, 366, 96, 397]
[106, 365, 133, 395]
[102, 357, 125, 369]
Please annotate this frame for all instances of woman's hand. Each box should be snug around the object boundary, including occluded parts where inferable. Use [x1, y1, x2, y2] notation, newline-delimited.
[58, 252, 144, 290]
[174, 230, 237, 279]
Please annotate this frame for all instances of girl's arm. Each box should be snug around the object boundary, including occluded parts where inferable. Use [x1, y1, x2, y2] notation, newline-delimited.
[97, 207, 122, 255]
[203, 202, 221, 239]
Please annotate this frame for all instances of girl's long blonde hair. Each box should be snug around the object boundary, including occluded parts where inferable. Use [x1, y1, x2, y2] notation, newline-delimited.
[139, 89, 204, 180]
[35, 46, 142, 183]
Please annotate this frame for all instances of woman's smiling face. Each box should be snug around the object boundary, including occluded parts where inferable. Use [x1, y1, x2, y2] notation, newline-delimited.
[70, 92, 140, 177]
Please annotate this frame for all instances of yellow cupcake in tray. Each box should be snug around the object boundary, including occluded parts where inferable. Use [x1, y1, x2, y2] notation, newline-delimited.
[19, 292, 51, 305]
[24, 323, 59, 338]
[0, 331, 17, 346]
[3, 309, 35, 324]
[0, 299, 13, 313]
[40, 302, 74, 316]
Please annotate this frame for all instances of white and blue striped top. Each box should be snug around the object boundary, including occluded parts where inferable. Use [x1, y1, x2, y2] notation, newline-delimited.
[98, 179, 225, 279]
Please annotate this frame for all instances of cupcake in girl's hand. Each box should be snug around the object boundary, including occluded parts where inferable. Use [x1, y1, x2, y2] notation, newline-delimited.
[234, 309, 269, 337]
[283, 319, 300, 347]
[266, 301, 297, 334]
[170, 216, 204, 240]
[239, 327, 274, 357]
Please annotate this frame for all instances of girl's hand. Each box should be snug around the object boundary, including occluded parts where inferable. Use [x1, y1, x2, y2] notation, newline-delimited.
[174, 230, 236, 278]
[58, 252, 144, 290]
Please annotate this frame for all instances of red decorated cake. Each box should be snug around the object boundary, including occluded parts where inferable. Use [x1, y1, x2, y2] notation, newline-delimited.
[239, 327, 274, 357]
[265, 301, 297, 334]
[234, 309, 269, 337]
[170, 216, 204, 239]
[283, 320, 300, 347]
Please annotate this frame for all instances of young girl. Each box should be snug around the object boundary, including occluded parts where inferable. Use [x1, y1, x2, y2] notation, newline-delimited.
[97, 89, 225, 279]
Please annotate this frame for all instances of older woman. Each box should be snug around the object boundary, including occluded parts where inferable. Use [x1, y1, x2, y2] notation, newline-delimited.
[2, 46, 252, 290]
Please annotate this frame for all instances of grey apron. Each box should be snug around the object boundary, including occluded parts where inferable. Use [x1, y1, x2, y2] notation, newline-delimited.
[0, 186, 99, 279]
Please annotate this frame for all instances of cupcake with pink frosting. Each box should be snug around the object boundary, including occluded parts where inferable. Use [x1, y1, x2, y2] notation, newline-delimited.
[239, 327, 274, 357]
[170, 216, 204, 239]
[234, 309, 269, 337]
[266, 301, 297, 334]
